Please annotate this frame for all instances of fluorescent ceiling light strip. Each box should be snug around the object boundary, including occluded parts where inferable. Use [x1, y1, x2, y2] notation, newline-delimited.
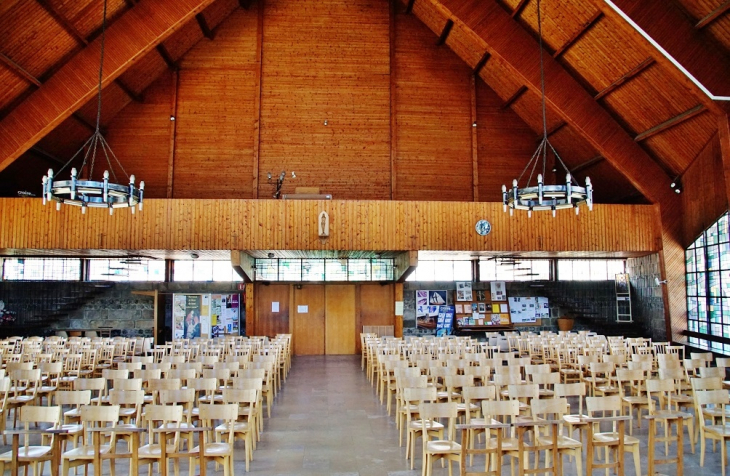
[604, 0, 730, 101]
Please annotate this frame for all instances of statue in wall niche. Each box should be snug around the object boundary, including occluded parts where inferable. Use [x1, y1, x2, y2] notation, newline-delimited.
[318, 211, 330, 238]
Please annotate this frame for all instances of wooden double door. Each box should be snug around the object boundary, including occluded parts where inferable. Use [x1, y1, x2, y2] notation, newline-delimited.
[292, 284, 356, 355]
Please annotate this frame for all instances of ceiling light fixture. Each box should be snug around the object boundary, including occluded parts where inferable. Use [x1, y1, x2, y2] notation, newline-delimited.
[501, 0, 592, 218]
[41, 0, 143, 216]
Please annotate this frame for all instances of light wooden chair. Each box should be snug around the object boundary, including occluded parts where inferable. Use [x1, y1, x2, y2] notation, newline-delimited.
[646, 378, 695, 454]
[555, 382, 588, 444]
[190, 404, 238, 476]
[60, 404, 121, 476]
[481, 399, 522, 474]
[696, 389, 730, 475]
[419, 402, 461, 476]
[219, 388, 258, 471]
[0, 405, 61, 476]
[403, 386, 442, 468]
[55, 390, 91, 453]
[530, 397, 583, 476]
[37, 361, 63, 406]
[616, 368, 648, 435]
[138, 404, 185, 476]
[585, 395, 641, 476]
[7, 368, 41, 428]
[461, 385, 496, 465]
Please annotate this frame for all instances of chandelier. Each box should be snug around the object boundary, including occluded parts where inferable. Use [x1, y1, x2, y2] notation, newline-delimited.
[41, 0, 143, 215]
[501, 0, 592, 218]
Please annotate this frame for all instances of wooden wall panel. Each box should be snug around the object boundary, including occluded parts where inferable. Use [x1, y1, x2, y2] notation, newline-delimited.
[291, 285, 325, 355]
[173, 9, 258, 198]
[254, 283, 289, 337]
[325, 284, 356, 355]
[394, 13, 473, 201]
[475, 79, 535, 202]
[105, 72, 173, 199]
[258, 0, 391, 200]
[683, 133, 728, 246]
[0, 199, 659, 255]
[359, 284, 395, 326]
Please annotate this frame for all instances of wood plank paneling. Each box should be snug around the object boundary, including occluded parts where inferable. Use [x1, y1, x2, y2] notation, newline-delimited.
[292, 285, 325, 355]
[258, 0, 391, 200]
[394, 12, 473, 201]
[325, 284, 356, 355]
[0, 199, 659, 255]
[254, 283, 289, 337]
[360, 284, 395, 328]
[683, 133, 727, 245]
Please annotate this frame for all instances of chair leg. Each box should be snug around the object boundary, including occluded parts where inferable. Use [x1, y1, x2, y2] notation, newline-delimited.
[633, 447, 641, 476]
[701, 433, 706, 466]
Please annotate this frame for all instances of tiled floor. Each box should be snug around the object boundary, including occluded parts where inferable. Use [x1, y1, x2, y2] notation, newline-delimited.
[3, 355, 729, 475]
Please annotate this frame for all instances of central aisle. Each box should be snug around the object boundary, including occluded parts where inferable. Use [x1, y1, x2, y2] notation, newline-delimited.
[245, 355, 419, 476]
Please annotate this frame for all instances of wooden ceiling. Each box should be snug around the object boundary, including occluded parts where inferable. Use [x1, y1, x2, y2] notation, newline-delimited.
[0, 0, 727, 206]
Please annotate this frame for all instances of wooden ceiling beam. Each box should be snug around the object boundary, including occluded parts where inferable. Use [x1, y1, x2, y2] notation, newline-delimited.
[552, 11, 602, 59]
[501, 85, 527, 109]
[547, 121, 566, 137]
[511, 0, 529, 18]
[634, 104, 707, 142]
[35, 0, 89, 46]
[437, 19, 454, 45]
[406, 0, 416, 14]
[0, 53, 42, 87]
[433, 0, 677, 207]
[594, 57, 654, 101]
[591, 0, 729, 111]
[0, 0, 217, 173]
[696, 0, 730, 29]
[571, 155, 604, 174]
[239, 0, 253, 9]
[473, 51, 490, 75]
[195, 13, 215, 40]
[29, 146, 65, 165]
[156, 45, 178, 69]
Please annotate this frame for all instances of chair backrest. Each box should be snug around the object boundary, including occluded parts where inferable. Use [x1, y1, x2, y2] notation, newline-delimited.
[198, 403, 238, 445]
[699, 366, 724, 378]
[531, 397, 570, 423]
[586, 395, 621, 416]
[419, 402, 458, 441]
[691, 376, 723, 391]
[80, 404, 120, 442]
[695, 389, 730, 429]
[117, 362, 143, 372]
[144, 404, 184, 446]
[20, 405, 61, 447]
[645, 379, 674, 413]
[113, 378, 142, 391]
[55, 390, 91, 406]
[403, 386, 438, 405]
[616, 368, 645, 396]
[482, 399, 521, 426]
[231, 377, 263, 391]
[507, 383, 539, 404]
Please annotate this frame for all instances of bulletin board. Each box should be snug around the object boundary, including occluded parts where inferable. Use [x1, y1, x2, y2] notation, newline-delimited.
[454, 282, 511, 327]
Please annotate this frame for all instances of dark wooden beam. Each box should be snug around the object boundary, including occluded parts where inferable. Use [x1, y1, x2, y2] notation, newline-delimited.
[594, 57, 654, 101]
[123, 0, 137, 7]
[546, 121, 566, 137]
[36, 0, 89, 46]
[406, 0, 416, 14]
[616, 190, 644, 204]
[474, 51, 491, 75]
[0, 53, 41, 87]
[114, 79, 143, 103]
[29, 146, 64, 165]
[634, 104, 706, 142]
[552, 11, 602, 59]
[437, 19, 454, 46]
[571, 155, 604, 174]
[501, 85, 527, 109]
[195, 13, 215, 40]
[239, 0, 253, 9]
[72, 114, 98, 133]
[696, 0, 730, 29]
[156, 44, 177, 69]
[512, 0, 529, 18]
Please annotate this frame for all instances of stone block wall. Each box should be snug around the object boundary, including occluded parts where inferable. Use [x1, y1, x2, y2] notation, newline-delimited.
[626, 253, 667, 341]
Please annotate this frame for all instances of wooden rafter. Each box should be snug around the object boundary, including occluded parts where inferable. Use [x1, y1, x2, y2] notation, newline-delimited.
[634, 105, 706, 142]
[36, 0, 89, 46]
[29, 146, 64, 165]
[406, 0, 416, 14]
[474, 51, 490, 75]
[0, 53, 41, 87]
[594, 57, 654, 101]
[195, 13, 215, 40]
[591, 0, 729, 111]
[546, 121, 566, 137]
[157, 44, 178, 69]
[421, 0, 677, 208]
[696, 0, 730, 29]
[501, 85, 527, 109]
[512, 0, 529, 18]
[437, 19, 454, 45]
[571, 155, 603, 174]
[0, 0, 218, 172]
[239, 0, 253, 9]
[552, 11, 602, 59]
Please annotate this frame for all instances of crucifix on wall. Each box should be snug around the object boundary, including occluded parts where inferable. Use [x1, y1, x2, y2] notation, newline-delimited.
[318, 211, 329, 238]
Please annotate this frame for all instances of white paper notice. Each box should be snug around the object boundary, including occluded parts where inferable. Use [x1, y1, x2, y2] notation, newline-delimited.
[395, 301, 404, 316]
[297, 305, 308, 313]
[271, 302, 279, 312]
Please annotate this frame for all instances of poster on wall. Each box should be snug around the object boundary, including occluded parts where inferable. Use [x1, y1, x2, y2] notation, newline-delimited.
[172, 295, 187, 339]
[508, 297, 537, 323]
[536, 297, 550, 319]
[436, 305, 455, 336]
[490, 281, 506, 301]
[456, 282, 473, 302]
[211, 294, 241, 338]
[416, 290, 446, 330]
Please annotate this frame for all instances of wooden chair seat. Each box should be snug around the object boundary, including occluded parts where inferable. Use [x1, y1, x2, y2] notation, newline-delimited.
[62, 444, 112, 458]
[592, 431, 640, 445]
[137, 443, 177, 458]
[190, 441, 230, 456]
[408, 419, 444, 432]
[0, 445, 52, 459]
[425, 439, 461, 452]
